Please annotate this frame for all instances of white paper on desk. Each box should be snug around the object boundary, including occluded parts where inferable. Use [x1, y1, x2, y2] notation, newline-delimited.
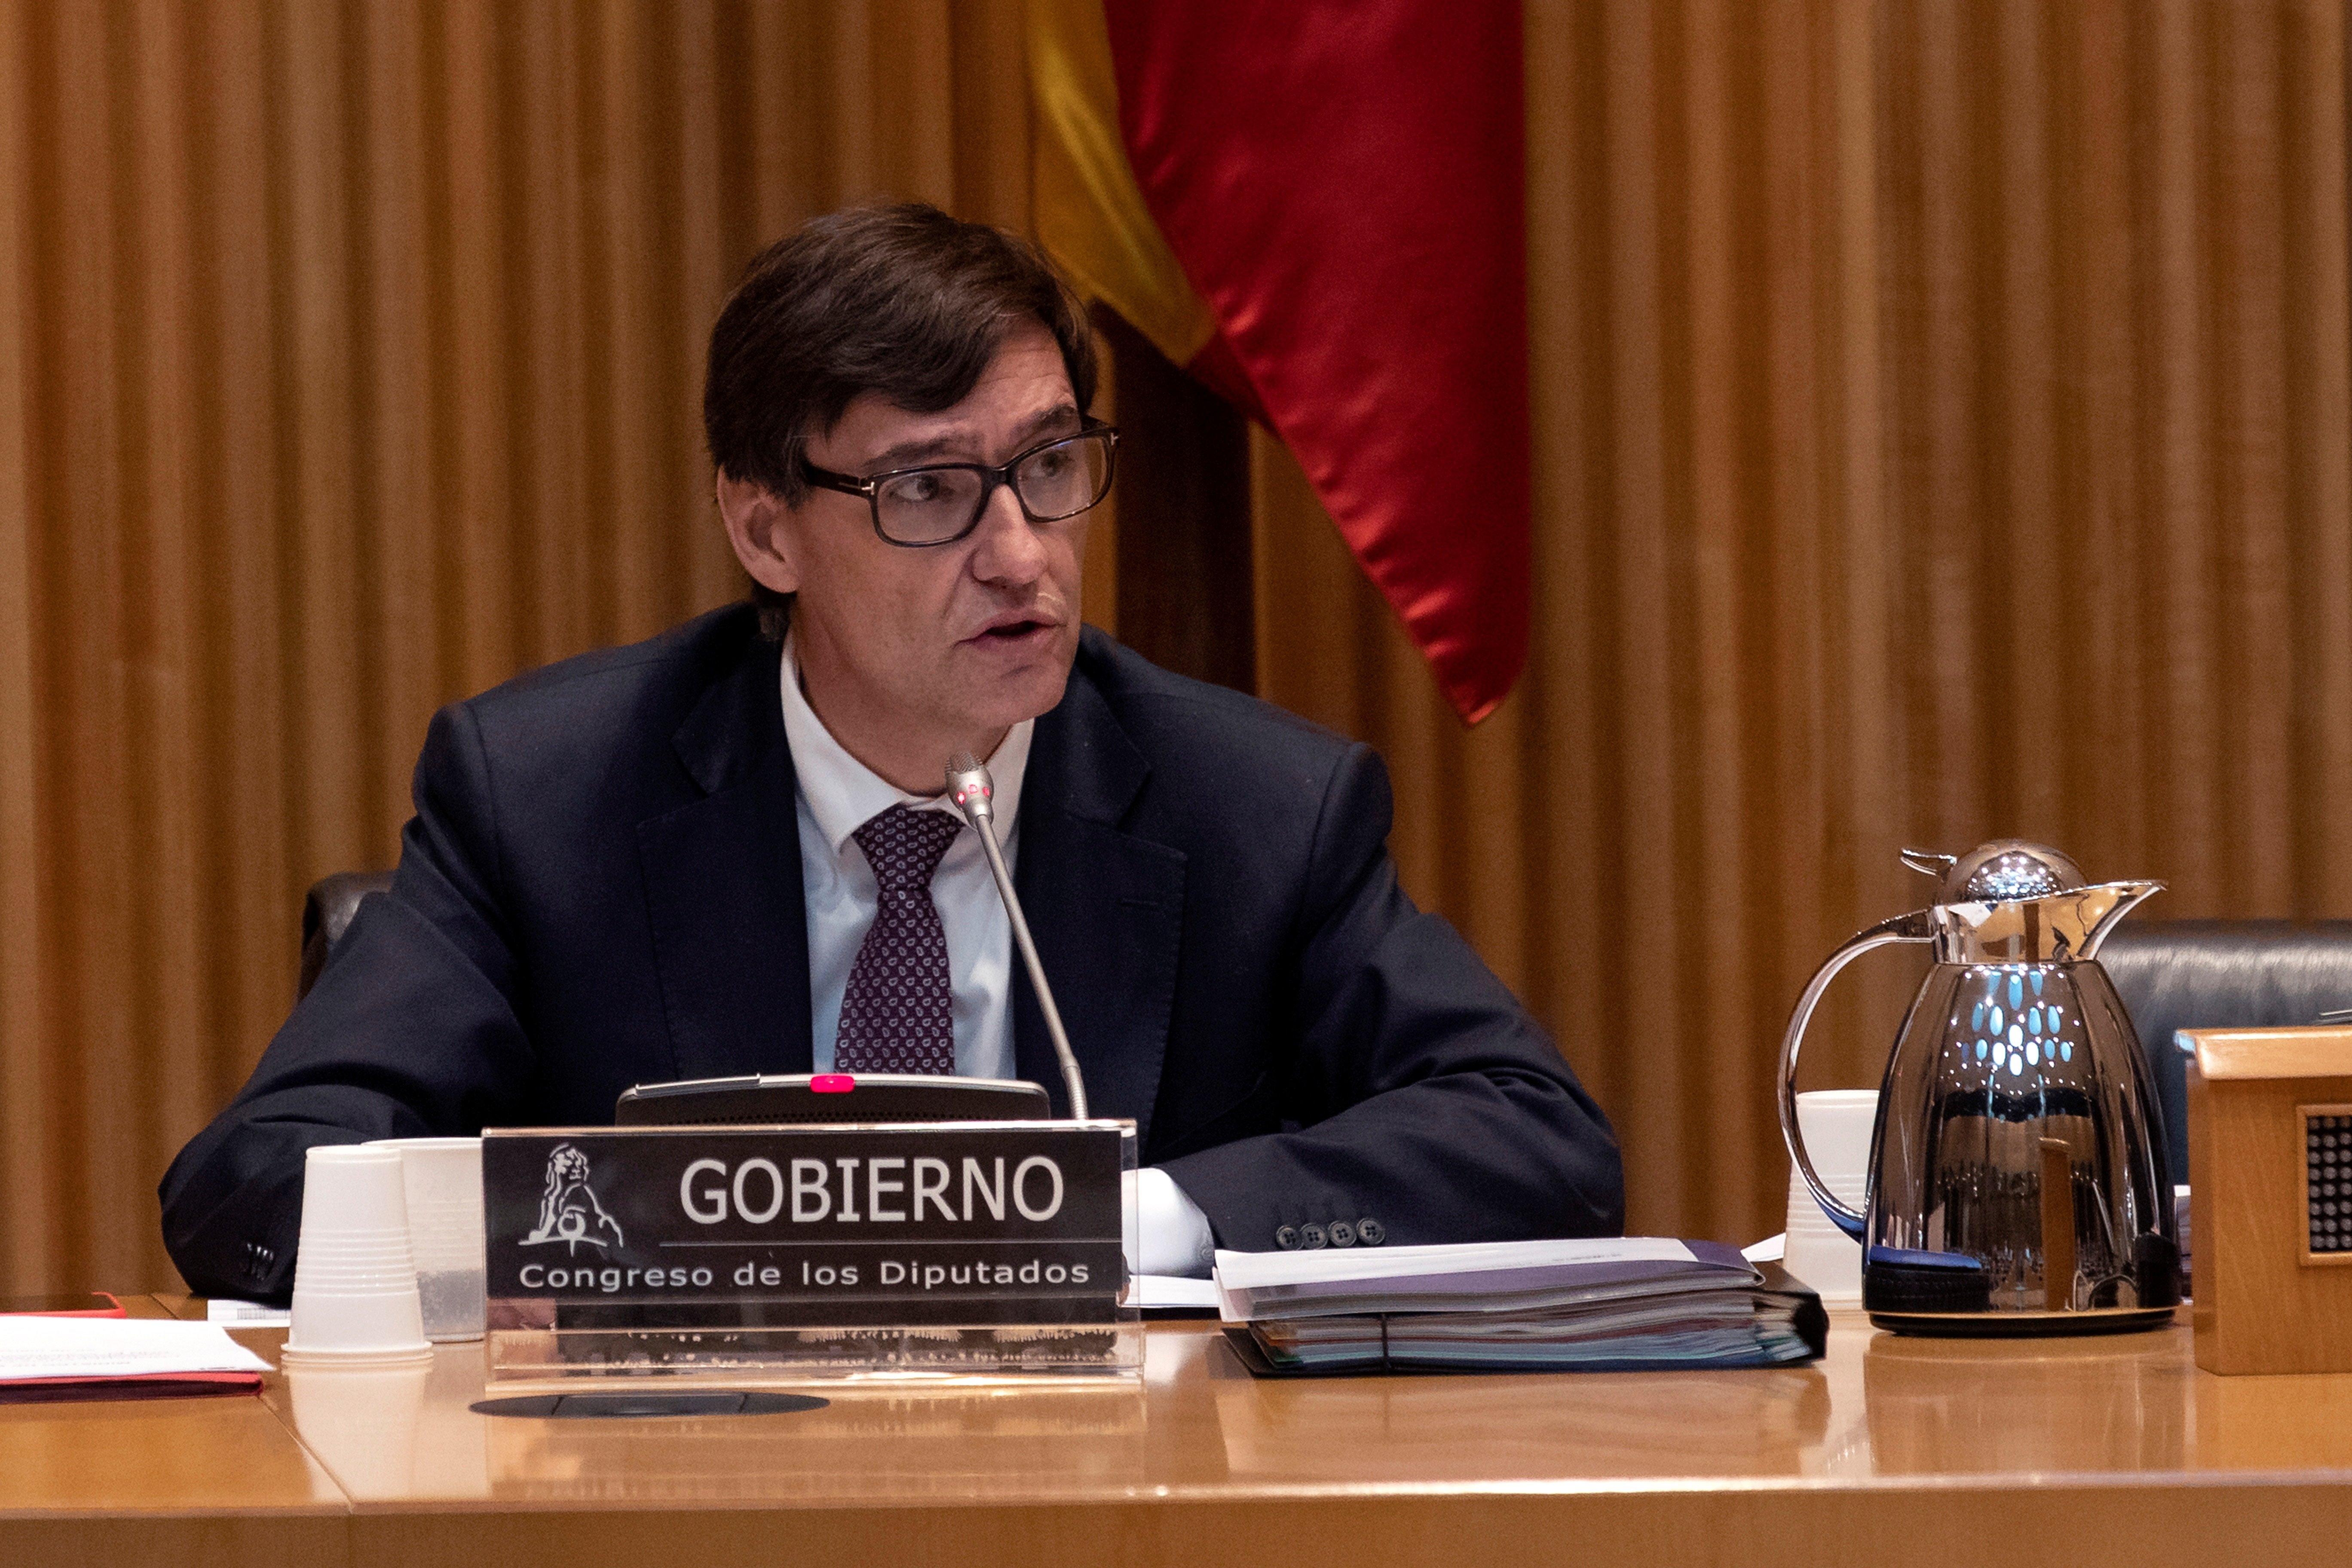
[1132, 1274, 1220, 1311]
[1213, 1237, 1714, 1323]
[0, 1316, 273, 1381]
[1215, 1237, 1697, 1293]
[206, 1298, 291, 1327]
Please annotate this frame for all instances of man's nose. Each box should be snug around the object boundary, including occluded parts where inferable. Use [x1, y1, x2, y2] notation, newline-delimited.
[967, 480, 1047, 585]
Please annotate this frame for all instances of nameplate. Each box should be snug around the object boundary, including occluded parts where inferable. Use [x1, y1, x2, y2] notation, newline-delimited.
[483, 1122, 1127, 1328]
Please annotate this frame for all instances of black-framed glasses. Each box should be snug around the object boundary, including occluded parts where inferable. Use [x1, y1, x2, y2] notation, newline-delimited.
[799, 423, 1121, 548]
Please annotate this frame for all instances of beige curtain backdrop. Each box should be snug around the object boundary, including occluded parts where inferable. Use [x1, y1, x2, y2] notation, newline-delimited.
[2, 0, 2348, 1292]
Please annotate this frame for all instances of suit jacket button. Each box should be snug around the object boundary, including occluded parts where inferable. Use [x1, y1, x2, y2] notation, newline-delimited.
[1328, 1221, 1356, 1248]
[1275, 1225, 1302, 1250]
[1357, 1218, 1386, 1246]
[1300, 1223, 1327, 1249]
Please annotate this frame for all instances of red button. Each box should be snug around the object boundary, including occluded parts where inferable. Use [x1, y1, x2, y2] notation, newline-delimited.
[809, 1074, 855, 1094]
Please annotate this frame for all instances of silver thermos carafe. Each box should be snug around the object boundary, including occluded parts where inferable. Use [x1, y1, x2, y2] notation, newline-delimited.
[1778, 841, 2179, 1335]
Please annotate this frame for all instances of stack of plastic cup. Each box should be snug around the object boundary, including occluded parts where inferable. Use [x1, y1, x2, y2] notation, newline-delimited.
[281, 1144, 433, 1367]
[367, 1136, 486, 1342]
[1782, 1089, 1879, 1307]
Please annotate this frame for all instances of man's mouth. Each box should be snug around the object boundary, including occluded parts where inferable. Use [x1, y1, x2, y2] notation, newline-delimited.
[965, 614, 1057, 644]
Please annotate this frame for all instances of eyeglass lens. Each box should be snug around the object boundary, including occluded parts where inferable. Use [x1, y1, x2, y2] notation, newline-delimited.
[872, 433, 1113, 544]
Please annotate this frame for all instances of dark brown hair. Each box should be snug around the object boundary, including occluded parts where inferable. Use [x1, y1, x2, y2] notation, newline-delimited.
[704, 203, 1098, 637]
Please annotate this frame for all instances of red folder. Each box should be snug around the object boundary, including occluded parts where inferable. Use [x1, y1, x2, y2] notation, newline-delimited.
[0, 1298, 266, 1402]
[0, 1292, 127, 1318]
[0, 1371, 264, 1403]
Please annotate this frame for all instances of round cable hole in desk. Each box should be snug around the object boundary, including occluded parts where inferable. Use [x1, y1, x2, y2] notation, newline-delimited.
[470, 1391, 828, 1418]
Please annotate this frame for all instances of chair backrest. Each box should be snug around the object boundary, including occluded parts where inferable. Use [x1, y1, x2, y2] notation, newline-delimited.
[297, 870, 395, 1001]
[2100, 919, 2352, 1187]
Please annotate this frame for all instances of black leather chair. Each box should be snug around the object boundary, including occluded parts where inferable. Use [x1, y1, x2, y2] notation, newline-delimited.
[297, 870, 395, 1001]
[2102, 920, 2352, 1187]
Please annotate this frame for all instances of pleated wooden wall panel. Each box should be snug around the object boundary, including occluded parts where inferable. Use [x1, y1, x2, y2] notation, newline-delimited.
[0, 0, 1030, 1294]
[1258, 0, 2352, 1246]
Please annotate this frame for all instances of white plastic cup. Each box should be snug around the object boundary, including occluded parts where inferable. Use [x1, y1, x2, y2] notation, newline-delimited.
[282, 1144, 433, 1367]
[367, 1137, 486, 1342]
[1782, 1089, 1879, 1306]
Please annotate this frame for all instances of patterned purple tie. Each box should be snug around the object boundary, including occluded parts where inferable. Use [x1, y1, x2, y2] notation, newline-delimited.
[833, 804, 965, 1075]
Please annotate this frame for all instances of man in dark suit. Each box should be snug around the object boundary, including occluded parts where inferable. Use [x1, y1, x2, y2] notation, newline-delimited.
[161, 204, 1622, 1302]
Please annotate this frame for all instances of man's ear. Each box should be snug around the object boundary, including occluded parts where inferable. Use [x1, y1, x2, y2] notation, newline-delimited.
[710, 470, 804, 597]
[716, 471, 801, 595]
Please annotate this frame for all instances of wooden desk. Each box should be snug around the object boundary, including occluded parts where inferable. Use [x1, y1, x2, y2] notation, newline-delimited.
[11, 1305, 2352, 1567]
[0, 1296, 343, 1565]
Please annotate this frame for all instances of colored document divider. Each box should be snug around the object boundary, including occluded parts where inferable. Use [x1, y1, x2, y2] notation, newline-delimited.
[481, 1121, 1138, 1387]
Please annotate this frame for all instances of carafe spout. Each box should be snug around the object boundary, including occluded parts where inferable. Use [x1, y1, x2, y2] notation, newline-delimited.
[2073, 880, 2163, 959]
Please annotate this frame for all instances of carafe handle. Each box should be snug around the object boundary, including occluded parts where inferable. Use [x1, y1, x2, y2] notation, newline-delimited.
[1778, 910, 1935, 1241]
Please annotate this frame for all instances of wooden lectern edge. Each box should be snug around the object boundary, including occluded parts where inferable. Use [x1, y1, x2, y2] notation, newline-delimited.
[2184, 1026, 2352, 1083]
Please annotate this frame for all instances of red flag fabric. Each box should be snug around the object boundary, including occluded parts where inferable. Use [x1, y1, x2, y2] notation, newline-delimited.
[1101, 2, 1529, 722]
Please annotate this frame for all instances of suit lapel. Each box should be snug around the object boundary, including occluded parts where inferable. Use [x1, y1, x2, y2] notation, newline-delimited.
[1012, 664, 1185, 1142]
[637, 638, 815, 1081]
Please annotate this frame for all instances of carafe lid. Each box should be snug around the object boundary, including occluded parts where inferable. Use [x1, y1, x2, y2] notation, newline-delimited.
[1902, 840, 2087, 904]
[1899, 840, 2156, 962]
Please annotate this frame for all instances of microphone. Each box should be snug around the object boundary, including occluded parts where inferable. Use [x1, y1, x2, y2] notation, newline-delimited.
[946, 752, 1089, 1119]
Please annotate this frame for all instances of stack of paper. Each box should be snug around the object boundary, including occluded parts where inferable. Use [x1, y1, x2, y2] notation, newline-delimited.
[0, 1316, 272, 1402]
[1215, 1237, 1826, 1375]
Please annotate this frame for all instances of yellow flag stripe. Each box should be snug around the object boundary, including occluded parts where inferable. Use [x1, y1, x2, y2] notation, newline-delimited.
[1026, 0, 1219, 367]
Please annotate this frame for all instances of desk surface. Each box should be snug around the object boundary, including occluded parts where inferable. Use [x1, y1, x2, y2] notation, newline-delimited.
[8, 1301, 2352, 1567]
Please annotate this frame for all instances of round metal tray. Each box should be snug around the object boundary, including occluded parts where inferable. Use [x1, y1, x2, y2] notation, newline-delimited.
[1866, 1305, 2177, 1338]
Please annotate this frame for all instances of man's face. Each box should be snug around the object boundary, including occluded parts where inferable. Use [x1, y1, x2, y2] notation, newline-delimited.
[733, 321, 1089, 785]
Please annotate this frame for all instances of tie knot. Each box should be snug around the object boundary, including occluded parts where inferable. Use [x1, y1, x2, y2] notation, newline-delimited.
[851, 804, 963, 892]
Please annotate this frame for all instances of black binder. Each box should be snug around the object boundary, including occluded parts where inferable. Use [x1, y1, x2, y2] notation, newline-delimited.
[1221, 1263, 1828, 1378]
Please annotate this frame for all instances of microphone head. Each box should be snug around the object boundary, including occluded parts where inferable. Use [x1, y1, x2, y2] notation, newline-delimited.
[944, 752, 995, 824]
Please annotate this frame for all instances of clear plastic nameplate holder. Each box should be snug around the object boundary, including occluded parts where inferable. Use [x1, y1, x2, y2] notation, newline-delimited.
[481, 1121, 1139, 1388]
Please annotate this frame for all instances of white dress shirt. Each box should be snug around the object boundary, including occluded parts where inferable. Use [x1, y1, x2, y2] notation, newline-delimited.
[778, 637, 1216, 1277]
[781, 635, 1029, 1079]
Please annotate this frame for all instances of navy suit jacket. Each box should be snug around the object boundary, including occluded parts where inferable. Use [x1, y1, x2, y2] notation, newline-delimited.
[161, 605, 1623, 1299]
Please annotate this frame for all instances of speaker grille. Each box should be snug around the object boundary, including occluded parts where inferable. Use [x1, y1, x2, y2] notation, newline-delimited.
[2306, 1109, 2352, 1255]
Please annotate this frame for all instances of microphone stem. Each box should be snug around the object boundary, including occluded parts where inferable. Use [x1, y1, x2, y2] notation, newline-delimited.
[968, 813, 1088, 1120]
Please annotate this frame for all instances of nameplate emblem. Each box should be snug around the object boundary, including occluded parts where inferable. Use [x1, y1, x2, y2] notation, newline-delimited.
[483, 1124, 1126, 1327]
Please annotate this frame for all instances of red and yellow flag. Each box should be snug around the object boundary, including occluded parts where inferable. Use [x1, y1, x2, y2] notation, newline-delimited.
[1029, 0, 1529, 723]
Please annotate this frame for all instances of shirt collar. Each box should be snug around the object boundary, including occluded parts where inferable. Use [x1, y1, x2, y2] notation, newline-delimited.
[779, 630, 1032, 861]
